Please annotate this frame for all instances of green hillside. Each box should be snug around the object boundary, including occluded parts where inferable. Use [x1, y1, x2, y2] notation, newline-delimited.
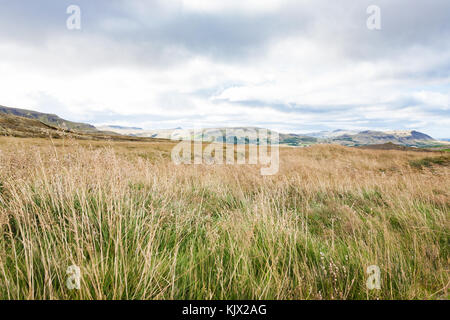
[0, 105, 98, 133]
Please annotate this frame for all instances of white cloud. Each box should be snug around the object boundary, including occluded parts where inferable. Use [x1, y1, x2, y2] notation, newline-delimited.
[0, 0, 449, 137]
[180, 0, 287, 13]
[413, 91, 449, 110]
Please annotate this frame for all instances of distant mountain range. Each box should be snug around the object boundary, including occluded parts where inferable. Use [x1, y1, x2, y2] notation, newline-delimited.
[107, 125, 143, 130]
[0, 105, 448, 148]
[307, 129, 361, 138]
[99, 125, 447, 147]
[310, 129, 437, 147]
[97, 126, 318, 145]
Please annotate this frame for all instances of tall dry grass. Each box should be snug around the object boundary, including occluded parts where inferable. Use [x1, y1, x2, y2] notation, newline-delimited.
[0, 137, 448, 299]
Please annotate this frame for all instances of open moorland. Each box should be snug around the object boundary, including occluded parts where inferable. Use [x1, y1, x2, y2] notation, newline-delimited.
[0, 136, 448, 299]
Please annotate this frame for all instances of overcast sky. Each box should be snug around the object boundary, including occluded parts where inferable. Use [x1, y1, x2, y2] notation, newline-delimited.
[0, 0, 449, 137]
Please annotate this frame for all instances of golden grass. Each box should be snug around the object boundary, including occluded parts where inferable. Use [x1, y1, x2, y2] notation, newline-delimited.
[0, 136, 448, 299]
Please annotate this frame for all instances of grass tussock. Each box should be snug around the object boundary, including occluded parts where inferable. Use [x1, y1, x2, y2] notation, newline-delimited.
[0, 137, 448, 300]
[409, 156, 450, 169]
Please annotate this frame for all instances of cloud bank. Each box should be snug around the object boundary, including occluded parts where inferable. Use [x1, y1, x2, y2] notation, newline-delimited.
[0, 0, 449, 137]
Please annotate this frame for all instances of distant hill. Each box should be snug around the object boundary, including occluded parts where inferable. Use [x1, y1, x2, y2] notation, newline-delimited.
[97, 126, 319, 146]
[1, 105, 443, 148]
[0, 105, 98, 133]
[100, 126, 440, 147]
[107, 125, 143, 130]
[357, 142, 433, 152]
[0, 112, 66, 138]
[308, 129, 360, 138]
[0, 111, 170, 143]
[323, 130, 437, 147]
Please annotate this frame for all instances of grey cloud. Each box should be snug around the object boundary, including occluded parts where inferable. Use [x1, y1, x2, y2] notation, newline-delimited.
[0, 0, 449, 137]
[1, 0, 450, 68]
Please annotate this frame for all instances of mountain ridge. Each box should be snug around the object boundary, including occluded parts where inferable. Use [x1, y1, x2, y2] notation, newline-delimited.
[0, 105, 445, 147]
[0, 105, 98, 133]
[99, 125, 443, 147]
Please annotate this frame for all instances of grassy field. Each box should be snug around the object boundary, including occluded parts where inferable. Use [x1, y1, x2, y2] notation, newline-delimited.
[0, 136, 448, 299]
